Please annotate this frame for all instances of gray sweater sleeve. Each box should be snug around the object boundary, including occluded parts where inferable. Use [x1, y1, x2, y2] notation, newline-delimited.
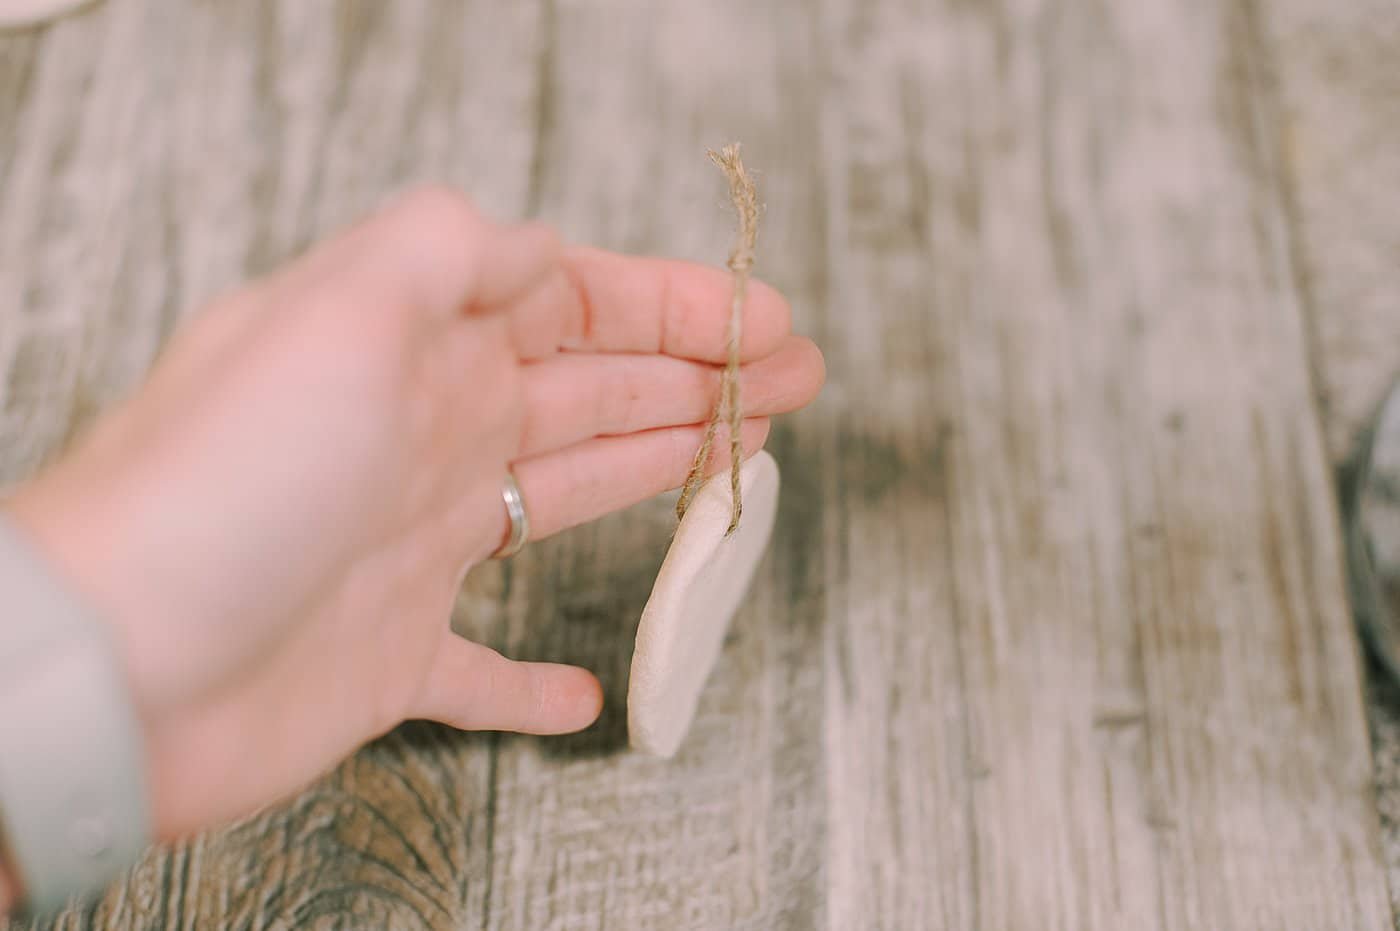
[0, 517, 150, 914]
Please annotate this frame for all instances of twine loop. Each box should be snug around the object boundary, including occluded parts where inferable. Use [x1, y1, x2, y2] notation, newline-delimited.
[676, 143, 760, 535]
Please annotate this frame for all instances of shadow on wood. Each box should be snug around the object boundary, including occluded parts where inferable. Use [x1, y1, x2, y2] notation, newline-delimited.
[528, 524, 666, 760]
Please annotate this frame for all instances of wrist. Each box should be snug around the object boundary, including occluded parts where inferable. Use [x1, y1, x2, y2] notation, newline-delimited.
[5, 448, 162, 709]
[6, 455, 236, 843]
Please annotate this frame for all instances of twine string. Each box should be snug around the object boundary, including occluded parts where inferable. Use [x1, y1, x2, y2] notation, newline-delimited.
[675, 143, 759, 535]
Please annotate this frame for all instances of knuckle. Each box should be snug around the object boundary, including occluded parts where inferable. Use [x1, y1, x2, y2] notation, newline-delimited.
[616, 361, 651, 433]
[387, 185, 482, 252]
[525, 666, 549, 720]
[598, 363, 637, 435]
[668, 424, 698, 478]
[486, 354, 527, 436]
[490, 653, 544, 732]
[477, 649, 512, 713]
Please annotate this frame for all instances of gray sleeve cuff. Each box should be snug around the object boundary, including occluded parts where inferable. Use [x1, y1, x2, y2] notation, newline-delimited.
[0, 516, 150, 914]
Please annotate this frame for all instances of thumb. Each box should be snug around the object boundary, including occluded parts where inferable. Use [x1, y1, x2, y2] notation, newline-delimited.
[410, 631, 602, 734]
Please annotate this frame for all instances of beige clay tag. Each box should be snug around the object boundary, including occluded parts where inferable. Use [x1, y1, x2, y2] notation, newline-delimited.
[628, 451, 780, 757]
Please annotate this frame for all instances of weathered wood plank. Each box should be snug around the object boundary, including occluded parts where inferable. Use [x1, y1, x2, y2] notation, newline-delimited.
[1255, 0, 1400, 466]
[0, 0, 1391, 928]
[814, 0, 1389, 927]
[1256, 0, 1400, 917]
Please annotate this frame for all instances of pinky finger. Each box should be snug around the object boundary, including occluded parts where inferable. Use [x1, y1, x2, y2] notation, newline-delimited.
[511, 417, 771, 540]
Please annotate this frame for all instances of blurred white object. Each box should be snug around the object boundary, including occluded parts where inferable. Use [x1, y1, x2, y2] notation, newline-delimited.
[0, 0, 95, 27]
[628, 450, 780, 757]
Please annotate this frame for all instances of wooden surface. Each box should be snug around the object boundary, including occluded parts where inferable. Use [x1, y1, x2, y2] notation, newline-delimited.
[1260, 0, 1400, 921]
[0, 1, 1394, 928]
[1261, 0, 1400, 465]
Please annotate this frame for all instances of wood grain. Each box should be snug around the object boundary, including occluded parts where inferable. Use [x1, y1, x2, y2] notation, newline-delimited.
[1256, 0, 1400, 466]
[1256, 0, 1400, 920]
[815, 1, 1387, 927]
[0, 0, 1391, 928]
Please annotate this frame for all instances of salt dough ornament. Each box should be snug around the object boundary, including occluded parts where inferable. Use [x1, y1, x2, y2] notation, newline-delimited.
[627, 450, 780, 757]
[0, 0, 95, 27]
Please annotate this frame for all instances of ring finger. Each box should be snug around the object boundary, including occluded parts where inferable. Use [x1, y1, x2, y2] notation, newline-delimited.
[505, 417, 771, 543]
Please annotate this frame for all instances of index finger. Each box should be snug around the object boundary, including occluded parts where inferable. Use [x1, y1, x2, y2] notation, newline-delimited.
[505, 246, 794, 363]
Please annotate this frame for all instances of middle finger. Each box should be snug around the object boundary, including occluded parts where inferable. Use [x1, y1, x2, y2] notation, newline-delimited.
[515, 335, 824, 459]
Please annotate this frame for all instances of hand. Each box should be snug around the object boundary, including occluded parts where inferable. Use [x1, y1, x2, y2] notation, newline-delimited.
[4, 187, 824, 839]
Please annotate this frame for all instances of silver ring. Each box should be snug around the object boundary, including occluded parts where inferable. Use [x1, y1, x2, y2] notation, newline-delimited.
[492, 471, 530, 559]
